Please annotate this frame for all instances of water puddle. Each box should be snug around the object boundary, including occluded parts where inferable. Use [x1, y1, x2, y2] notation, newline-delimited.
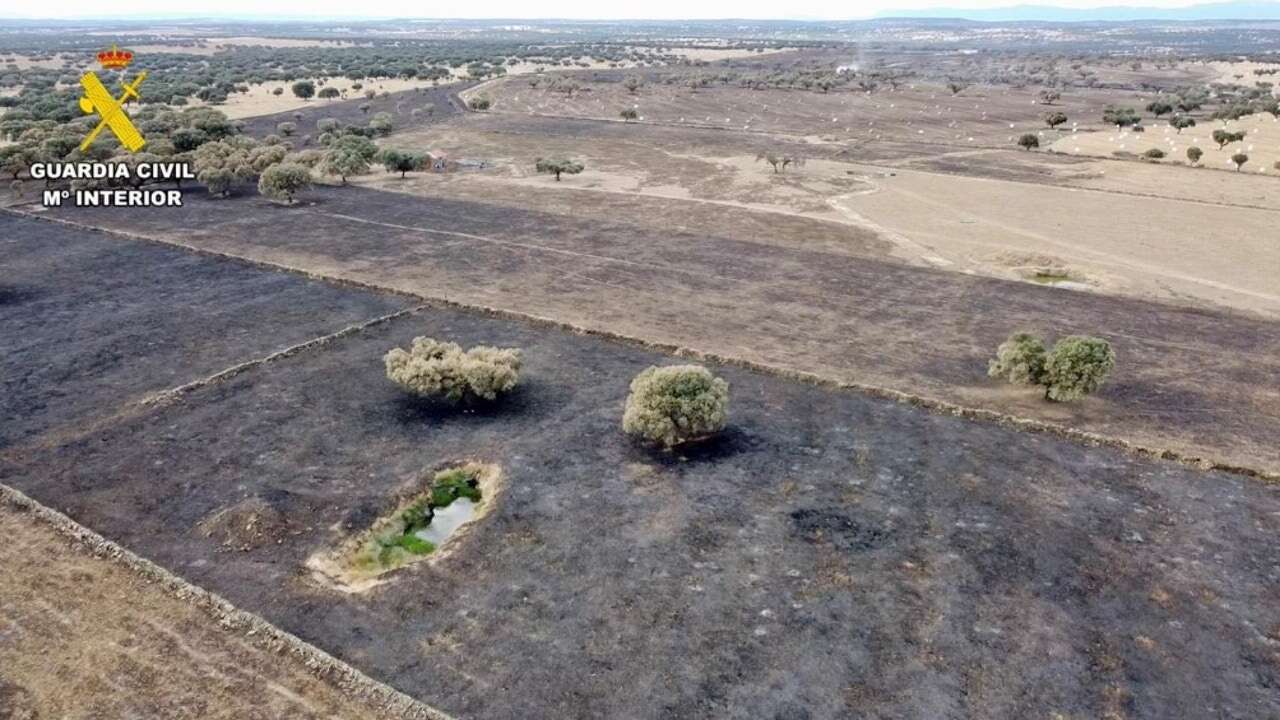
[414, 497, 477, 547]
[306, 462, 502, 593]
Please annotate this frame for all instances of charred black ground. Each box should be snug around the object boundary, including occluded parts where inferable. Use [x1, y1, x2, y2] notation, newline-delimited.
[0, 215, 409, 448]
[2, 213, 1278, 719]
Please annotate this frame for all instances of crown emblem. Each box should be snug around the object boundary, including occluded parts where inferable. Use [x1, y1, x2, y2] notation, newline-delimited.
[97, 44, 133, 70]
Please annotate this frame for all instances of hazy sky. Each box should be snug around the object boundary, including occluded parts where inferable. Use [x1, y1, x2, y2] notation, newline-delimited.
[0, 0, 1219, 21]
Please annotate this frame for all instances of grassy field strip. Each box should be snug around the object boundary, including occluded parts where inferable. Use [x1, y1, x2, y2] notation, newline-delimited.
[0, 482, 456, 720]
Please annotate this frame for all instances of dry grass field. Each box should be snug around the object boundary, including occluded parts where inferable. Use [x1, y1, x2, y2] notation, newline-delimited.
[1053, 112, 1280, 173]
[1204, 59, 1280, 84]
[361, 109, 1280, 317]
[195, 76, 451, 120]
[0, 492, 436, 720]
[358, 115, 870, 217]
[829, 162, 1280, 315]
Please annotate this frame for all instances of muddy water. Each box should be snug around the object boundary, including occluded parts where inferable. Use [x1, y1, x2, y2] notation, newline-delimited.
[414, 498, 477, 548]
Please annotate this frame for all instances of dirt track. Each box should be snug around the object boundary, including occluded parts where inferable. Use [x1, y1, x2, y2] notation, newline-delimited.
[3, 213, 1279, 719]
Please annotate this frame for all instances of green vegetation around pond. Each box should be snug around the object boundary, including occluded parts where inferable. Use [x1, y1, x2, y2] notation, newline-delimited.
[353, 466, 483, 572]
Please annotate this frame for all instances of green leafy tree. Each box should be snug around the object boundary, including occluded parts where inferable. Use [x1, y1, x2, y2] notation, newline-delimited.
[989, 333, 1114, 402]
[1017, 133, 1040, 151]
[191, 137, 259, 197]
[369, 111, 394, 136]
[1232, 152, 1249, 171]
[181, 107, 239, 140]
[384, 337, 521, 404]
[622, 365, 729, 448]
[40, 133, 79, 161]
[257, 162, 312, 204]
[318, 87, 340, 99]
[1145, 100, 1173, 117]
[535, 157, 584, 181]
[376, 148, 425, 178]
[171, 127, 209, 153]
[321, 134, 376, 183]
[1176, 95, 1203, 113]
[247, 144, 288, 173]
[1212, 129, 1245, 149]
[197, 167, 236, 197]
[1186, 146, 1203, 165]
[1, 144, 37, 179]
[291, 80, 316, 100]
[1043, 111, 1068, 129]
[1169, 115, 1196, 134]
[1042, 336, 1115, 402]
[0, 109, 35, 142]
[284, 148, 324, 169]
[988, 332, 1046, 386]
[1103, 106, 1141, 128]
[619, 108, 638, 122]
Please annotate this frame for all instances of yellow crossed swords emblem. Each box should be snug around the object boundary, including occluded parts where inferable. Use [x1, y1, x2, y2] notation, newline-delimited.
[78, 70, 148, 153]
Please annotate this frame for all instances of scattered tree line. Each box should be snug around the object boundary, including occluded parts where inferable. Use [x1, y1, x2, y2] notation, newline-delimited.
[989, 332, 1115, 402]
[385, 335, 730, 449]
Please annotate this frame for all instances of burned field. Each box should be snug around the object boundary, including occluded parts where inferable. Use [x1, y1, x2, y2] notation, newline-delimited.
[2, 214, 1280, 719]
[33, 183, 1280, 478]
[5, 27, 1280, 719]
[0, 214, 411, 449]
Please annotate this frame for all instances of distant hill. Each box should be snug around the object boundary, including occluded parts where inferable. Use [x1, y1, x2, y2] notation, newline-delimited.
[877, 1, 1280, 21]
